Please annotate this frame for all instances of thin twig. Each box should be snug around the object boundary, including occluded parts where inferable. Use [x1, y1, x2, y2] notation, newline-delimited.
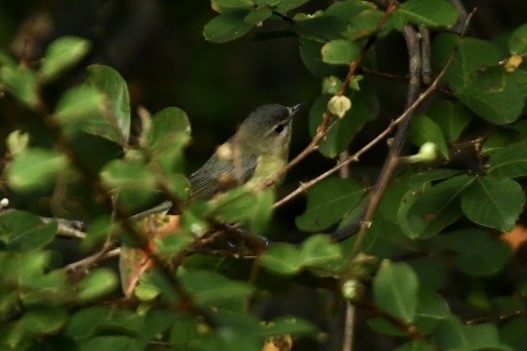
[266, 0, 398, 190]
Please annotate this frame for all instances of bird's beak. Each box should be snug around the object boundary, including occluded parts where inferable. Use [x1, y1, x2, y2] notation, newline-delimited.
[288, 103, 303, 117]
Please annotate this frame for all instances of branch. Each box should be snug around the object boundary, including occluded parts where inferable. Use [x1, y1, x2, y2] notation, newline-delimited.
[265, 0, 399, 190]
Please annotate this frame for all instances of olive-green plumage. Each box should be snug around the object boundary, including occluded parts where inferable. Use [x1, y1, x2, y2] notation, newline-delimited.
[133, 103, 299, 218]
[189, 103, 300, 201]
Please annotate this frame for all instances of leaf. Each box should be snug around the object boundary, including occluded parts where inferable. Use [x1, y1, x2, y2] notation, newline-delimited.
[414, 291, 451, 335]
[100, 159, 157, 211]
[309, 84, 379, 158]
[244, 6, 272, 24]
[39, 36, 91, 82]
[432, 33, 501, 90]
[373, 260, 419, 323]
[427, 101, 473, 142]
[487, 140, 527, 178]
[147, 107, 191, 151]
[0, 210, 57, 251]
[0, 65, 39, 108]
[455, 68, 525, 125]
[260, 243, 303, 275]
[85, 64, 131, 145]
[461, 176, 525, 231]
[300, 234, 342, 269]
[321, 39, 361, 65]
[508, 23, 527, 55]
[433, 229, 512, 276]
[203, 12, 253, 43]
[395, 341, 436, 351]
[180, 270, 254, 309]
[409, 114, 450, 159]
[299, 38, 338, 77]
[294, 15, 347, 42]
[20, 306, 68, 334]
[272, 0, 310, 12]
[54, 85, 105, 121]
[388, 0, 458, 30]
[401, 174, 474, 239]
[7, 148, 67, 192]
[295, 177, 364, 232]
[207, 187, 274, 233]
[76, 269, 118, 301]
[214, 0, 253, 8]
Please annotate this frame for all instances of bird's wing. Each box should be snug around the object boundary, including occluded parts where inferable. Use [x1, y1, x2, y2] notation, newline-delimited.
[190, 153, 257, 201]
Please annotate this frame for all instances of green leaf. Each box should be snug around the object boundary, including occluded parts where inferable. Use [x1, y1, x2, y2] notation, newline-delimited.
[508, 23, 527, 55]
[147, 107, 191, 151]
[272, 0, 310, 12]
[299, 38, 338, 77]
[40, 36, 91, 82]
[433, 318, 514, 351]
[461, 176, 525, 231]
[7, 148, 67, 192]
[409, 115, 450, 160]
[85, 64, 131, 145]
[499, 318, 527, 351]
[401, 174, 474, 239]
[203, 12, 253, 43]
[0, 210, 57, 251]
[395, 341, 436, 351]
[309, 84, 379, 158]
[321, 39, 361, 65]
[294, 15, 347, 42]
[325, 0, 378, 22]
[0, 65, 39, 108]
[76, 269, 118, 301]
[300, 234, 342, 269]
[180, 270, 254, 309]
[244, 6, 273, 24]
[427, 101, 473, 142]
[260, 243, 303, 275]
[414, 291, 451, 335]
[20, 306, 68, 334]
[388, 0, 458, 30]
[432, 229, 512, 276]
[80, 336, 135, 351]
[100, 159, 157, 211]
[455, 68, 525, 125]
[214, 0, 253, 8]
[373, 260, 419, 323]
[432, 33, 501, 90]
[295, 177, 364, 232]
[54, 85, 105, 121]
[487, 140, 527, 178]
[207, 187, 274, 233]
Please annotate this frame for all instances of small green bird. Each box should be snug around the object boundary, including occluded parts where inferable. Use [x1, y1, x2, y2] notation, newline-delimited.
[189, 103, 300, 201]
[134, 103, 300, 218]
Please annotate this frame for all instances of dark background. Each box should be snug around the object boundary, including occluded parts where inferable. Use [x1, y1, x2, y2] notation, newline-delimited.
[1, 1, 527, 350]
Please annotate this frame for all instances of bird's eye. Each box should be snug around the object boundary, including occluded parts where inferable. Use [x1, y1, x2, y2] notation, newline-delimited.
[274, 124, 285, 134]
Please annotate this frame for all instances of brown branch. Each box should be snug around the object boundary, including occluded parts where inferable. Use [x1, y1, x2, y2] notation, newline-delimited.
[338, 10, 475, 245]
[266, 0, 399, 190]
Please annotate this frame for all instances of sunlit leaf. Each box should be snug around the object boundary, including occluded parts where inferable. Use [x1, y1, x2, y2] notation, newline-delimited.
[261, 243, 303, 275]
[40, 36, 91, 82]
[7, 148, 67, 192]
[0, 65, 39, 108]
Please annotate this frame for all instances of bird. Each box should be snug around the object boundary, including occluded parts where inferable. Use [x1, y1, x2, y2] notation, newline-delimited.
[132, 103, 301, 218]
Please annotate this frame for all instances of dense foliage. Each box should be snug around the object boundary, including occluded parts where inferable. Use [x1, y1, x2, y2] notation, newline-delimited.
[1, 1, 527, 350]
